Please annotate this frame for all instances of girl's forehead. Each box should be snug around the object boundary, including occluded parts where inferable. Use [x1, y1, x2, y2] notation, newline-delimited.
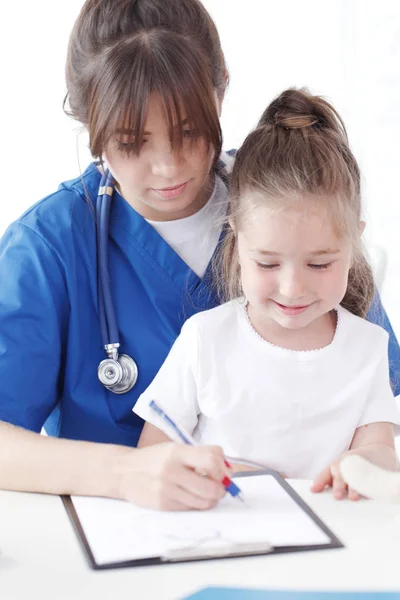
[244, 198, 334, 229]
[240, 202, 347, 252]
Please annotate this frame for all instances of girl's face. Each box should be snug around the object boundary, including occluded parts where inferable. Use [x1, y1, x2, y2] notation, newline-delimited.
[237, 197, 355, 333]
[104, 93, 216, 221]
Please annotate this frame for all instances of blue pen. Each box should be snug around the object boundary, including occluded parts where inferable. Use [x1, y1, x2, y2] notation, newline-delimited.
[149, 400, 245, 504]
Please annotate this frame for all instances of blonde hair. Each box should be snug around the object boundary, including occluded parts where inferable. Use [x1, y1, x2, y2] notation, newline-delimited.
[216, 88, 374, 318]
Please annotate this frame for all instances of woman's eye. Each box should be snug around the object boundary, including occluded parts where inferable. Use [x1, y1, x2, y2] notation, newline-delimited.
[115, 139, 147, 155]
[182, 128, 200, 138]
[116, 140, 136, 154]
[309, 263, 332, 270]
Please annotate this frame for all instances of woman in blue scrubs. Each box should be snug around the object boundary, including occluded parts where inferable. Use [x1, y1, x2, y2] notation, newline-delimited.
[0, 0, 398, 509]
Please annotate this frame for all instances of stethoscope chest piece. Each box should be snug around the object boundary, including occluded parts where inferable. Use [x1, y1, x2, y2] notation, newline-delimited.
[98, 353, 138, 394]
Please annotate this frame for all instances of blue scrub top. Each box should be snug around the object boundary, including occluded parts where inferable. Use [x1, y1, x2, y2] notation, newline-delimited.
[0, 163, 220, 446]
[0, 162, 399, 447]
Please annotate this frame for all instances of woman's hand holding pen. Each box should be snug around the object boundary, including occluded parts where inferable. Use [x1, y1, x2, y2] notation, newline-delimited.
[115, 442, 230, 511]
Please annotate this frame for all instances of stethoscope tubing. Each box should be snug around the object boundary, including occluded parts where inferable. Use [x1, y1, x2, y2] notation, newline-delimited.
[96, 171, 120, 347]
[95, 160, 227, 393]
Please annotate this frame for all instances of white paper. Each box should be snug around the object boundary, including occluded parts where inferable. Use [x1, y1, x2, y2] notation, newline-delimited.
[70, 475, 331, 566]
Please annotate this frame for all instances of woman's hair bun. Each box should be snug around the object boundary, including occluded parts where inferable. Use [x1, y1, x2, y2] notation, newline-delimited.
[258, 87, 347, 139]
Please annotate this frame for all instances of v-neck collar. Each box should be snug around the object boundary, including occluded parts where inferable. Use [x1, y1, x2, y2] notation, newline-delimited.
[80, 162, 226, 297]
[111, 187, 203, 293]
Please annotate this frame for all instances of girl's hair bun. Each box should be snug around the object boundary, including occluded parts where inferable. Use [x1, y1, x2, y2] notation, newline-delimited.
[259, 87, 347, 139]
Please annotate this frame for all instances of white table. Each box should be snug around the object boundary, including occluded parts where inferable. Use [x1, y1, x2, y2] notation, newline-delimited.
[1, 480, 400, 600]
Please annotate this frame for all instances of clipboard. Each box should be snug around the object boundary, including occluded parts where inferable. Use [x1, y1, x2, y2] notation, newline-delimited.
[62, 469, 343, 570]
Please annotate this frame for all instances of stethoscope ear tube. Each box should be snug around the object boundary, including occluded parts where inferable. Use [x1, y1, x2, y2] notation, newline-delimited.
[96, 170, 138, 394]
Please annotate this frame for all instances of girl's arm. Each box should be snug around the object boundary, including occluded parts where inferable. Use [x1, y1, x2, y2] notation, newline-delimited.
[0, 420, 228, 511]
[311, 422, 397, 500]
[348, 421, 397, 470]
[138, 422, 171, 447]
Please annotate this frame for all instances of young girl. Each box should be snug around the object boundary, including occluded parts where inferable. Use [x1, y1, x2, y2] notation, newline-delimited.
[134, 88, 400, 500]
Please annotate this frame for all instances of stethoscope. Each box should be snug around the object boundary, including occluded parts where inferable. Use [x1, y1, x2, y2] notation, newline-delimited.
[96, 169, 138, 394]
[95, 160, 229, 394]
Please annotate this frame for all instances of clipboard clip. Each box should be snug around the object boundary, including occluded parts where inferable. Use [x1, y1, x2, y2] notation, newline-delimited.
[161, 541, 273, 562]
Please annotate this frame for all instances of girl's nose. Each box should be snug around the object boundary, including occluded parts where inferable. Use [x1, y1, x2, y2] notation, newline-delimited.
[279, 269, 307, 301]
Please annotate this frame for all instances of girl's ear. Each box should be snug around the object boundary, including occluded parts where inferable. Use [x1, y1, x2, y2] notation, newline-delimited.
[359, 220, 366, 236]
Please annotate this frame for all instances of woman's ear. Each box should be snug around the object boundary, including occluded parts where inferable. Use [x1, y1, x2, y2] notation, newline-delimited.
[359, 220, 366, 236]
[215, 91, 224, 117]
[215, 72, 228, 117]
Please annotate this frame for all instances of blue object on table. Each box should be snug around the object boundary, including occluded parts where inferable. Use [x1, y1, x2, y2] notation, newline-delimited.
[182, 589, 400, 600]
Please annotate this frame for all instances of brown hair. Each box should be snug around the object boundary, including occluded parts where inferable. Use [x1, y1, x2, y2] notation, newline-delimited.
[64, 0, 227, 161]
[217, 88, 374, 318]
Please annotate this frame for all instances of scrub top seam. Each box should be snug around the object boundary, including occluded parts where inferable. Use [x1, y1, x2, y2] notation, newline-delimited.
[16, 222, 70, 305]
[69, 188, 97, 232]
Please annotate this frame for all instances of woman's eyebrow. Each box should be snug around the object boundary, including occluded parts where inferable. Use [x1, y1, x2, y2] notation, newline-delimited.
[115, 128, 141, 135]
[175, 118, 189, 127]
[115, 119, 190, 136]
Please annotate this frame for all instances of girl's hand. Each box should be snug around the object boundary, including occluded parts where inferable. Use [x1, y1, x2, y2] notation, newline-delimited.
[115, 442, 229, 511]
[311, 455, 362, 501]
[311, 424, 397, 501]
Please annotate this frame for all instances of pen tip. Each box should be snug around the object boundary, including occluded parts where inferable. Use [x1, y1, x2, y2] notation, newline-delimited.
[237, 494, 248, 506]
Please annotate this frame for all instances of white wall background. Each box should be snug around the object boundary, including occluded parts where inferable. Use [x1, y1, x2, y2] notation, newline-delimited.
[1, 0, 400, 334]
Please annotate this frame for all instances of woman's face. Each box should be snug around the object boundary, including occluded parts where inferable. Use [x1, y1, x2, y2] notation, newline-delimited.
[104, 93, 218, 221]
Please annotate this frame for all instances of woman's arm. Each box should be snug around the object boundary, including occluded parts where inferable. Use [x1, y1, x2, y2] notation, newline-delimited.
[0, 421, 228, 510]
[367, 291, 400, 396]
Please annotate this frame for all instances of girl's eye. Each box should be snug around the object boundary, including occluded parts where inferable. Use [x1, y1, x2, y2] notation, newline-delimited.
[256, 262, 279, 270]
[309, 263, 332, 270]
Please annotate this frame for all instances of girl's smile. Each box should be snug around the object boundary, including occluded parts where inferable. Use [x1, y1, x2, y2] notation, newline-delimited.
[271, 300, 313, 316]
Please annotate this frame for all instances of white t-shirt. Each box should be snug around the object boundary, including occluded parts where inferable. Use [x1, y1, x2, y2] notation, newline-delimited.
[134, 300, 400, 479]
[146, 172, 228, 278]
